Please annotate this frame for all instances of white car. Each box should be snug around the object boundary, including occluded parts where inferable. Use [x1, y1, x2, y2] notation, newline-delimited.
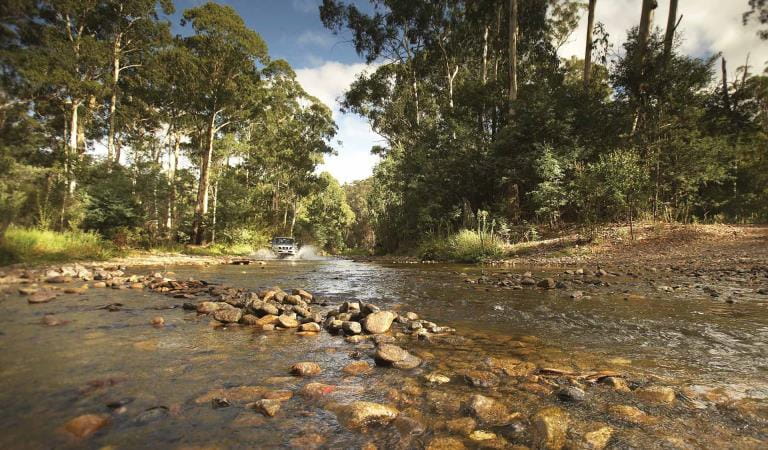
[271, 237, 298, 258]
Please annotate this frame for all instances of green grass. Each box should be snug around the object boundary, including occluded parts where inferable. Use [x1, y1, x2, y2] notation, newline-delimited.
[181, 243, 255, 257]
[0, 227, 116, 266]
[419, 229, 506, 262]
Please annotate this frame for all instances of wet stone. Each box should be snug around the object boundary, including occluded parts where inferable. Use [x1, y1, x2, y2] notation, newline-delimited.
[342, 361, 373, 376]
[299, 322, 321, 332]
[445, 416, 477, 435]
[291, 362, 322, 377]
[28, 291, 57, 304]
[537, 278, 556, 289]
[299, 382, 336, 398]
[635, 385, 676, 404]
[278, 314, 299, 328]
[580, 425, 614, 450]
[557, 386, 586, 402]
[342, 321, 362, 335]
[213, 308, 242, 323]
[375, 344, 410, 364]
[462, 370, 499, 388]
[253, 398, 282, 417]
[467, 394, 513, 426]
[532, 406, 570, 450]
[426, 436, 466, 450]
[63, 414, 109, 439]
[339, 401, 399, 428]
[363, 310, 397, 334]
[608, 405, 656, 425]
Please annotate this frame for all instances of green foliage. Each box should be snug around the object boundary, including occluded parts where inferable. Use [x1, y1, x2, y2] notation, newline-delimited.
[0, 227, 115, 265]
[296, 172, 355, 252]
[420, 229, 505, 263]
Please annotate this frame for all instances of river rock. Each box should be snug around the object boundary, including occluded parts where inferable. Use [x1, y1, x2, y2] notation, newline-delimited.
[257, 303, 280, 316]
[363, 311, 396, 334]
[241, 314, 260, 325]
[63, 414, 109, 439]
[557, 386, 586, 402]
[278, 314, 299, 328]
[28, 291, 58, 304]
[197, 301, 221, 314]
[462, 370, 499, 388]
[608, 405, 656, 425]
[42, 315, 64, 326]
[299, 382, 336, 398]
[253, 399, 282, 417]
[392, 353, 422, 370]
[343, 321, 362, 335]
[294, 288, 313, 301]
[426, 436, 466, 450]
[635, 385, 676, 404]
[343, 361, 373, 376]
[339, 401, 399, 428]
[375, 344, 410, 363]
[195, 386, 266, 404]
[92, 281, 107, 288]
[299, 322, 321, 332]
[46, 275, 72, 284]
[291, 362, 322, 377]
[600, 376, 630, 392]
[579, 425, 614, 449]
[150, 316, 165, 326]
[445, 416, 477, 434]
[570, 291, 584, 299]
[255, 314, 279, 327]
[538, 278, 556, 289]
[521, 277, 536, 286]
[467, 394, 513, 426]
[532, 407, 570, 450]
[18, 287, 37, 295]
[425, 372, 451, 384]
[213, 308, 242, 324]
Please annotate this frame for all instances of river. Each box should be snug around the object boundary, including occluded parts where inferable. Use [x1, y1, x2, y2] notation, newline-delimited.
[0, 259, 766, 448]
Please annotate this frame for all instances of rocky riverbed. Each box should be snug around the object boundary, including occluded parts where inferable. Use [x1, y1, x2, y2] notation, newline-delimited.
[0, 258, 766, 449]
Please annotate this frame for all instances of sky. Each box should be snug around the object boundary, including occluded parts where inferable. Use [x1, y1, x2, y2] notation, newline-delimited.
[169, 0, 767, 184]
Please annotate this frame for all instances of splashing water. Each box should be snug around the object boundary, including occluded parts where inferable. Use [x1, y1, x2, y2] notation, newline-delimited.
[294, 245, 325, 260]
[251, 248, 277, 259]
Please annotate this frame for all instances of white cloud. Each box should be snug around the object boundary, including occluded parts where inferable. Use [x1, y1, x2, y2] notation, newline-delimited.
[292, 0, 319, 14]
[297, 30, 335, 48]
[296, 61, 383, 183]
[559, 1, 767, 80]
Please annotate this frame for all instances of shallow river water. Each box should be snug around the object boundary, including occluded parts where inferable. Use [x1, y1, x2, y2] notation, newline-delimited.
[0, 259, 766, 449]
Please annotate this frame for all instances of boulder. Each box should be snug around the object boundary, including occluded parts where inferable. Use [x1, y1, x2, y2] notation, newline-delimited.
[299, 322, 321, 332]
[342, 321, 362, 335]
[255, 314, 279, 327]
[532, 407, 570, 450]
[197, 301, 221, 314]
[375, 344, 410, 363]
[363, 311, 397, 334]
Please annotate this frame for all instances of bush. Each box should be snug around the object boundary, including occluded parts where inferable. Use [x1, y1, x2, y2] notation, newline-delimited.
[0, 227, 115, 265]
[420, 229, 505, 262]
[182, 243, 254, 257]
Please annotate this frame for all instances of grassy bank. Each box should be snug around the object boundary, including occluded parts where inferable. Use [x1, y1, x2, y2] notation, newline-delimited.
[419, 229, 506, 263]
[0, 227, 117, 266]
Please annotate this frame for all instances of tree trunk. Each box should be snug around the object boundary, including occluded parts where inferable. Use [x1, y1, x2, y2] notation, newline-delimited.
[583, 0, 597, 89]
[482, 25, 489, 85]
[637, 0, 658, 71]
[662, 0, 678, 64]
[107, 34, 121, 163]
[193, 114, 216, 245]
[722, 57, 731, 112]
[67, 101, 79, 195]
[165, 133, 179, 234]
[211, 177, 219, 244]
[290, 198, 298, 237]
[508, 0, 518, 111]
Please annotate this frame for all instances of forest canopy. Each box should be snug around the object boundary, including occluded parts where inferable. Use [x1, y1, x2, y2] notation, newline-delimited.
[0, 0, 766, 259]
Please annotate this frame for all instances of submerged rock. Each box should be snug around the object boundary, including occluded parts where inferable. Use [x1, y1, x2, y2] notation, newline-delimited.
[291, 362, 322, 377]
[252, 399, 282, 417]
[426, 436, 466, 450]
[339, 401, 399, 428]
[375, 344, 410, 364]
[467, 394, 513, 426]
[462, 370, 499, 388]
[27, 291, 57, 304]
[608, 405, 656, 425]
[635, 385, 676, 404]
[63, 414, 109, 439]
[343, 361, 373, 376]
[532, 407, 570, 450]
[557, 386, 586, 403]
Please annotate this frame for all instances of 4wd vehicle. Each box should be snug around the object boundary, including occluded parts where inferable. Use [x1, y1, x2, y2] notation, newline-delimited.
[271, 236, 298, 258]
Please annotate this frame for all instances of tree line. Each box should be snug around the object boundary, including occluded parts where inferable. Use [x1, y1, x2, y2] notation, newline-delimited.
[0, 0, 354, 251]
[327, 0, 768, 253]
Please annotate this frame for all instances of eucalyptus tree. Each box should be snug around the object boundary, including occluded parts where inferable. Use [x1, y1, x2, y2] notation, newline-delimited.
[179, 2, 268, 245]
[95, 0, 174, 163]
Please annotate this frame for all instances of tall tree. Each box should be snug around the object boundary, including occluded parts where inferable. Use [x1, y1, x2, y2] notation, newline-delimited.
[744, 0, 768, 39]
[508, 0, 518, 107]
[662, 0, 679, 65]
[583, 0, 597, 89]
[180, 2, 268, 245]
[97, 0, 174, 163]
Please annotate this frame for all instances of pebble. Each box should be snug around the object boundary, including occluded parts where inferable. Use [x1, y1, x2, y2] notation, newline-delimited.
[253, 399, 282, 417]
[532, 407, 569, 450]
[150, 316, 165, 326]
[338, 401, 399, 428]
[63, 414, 109, 439]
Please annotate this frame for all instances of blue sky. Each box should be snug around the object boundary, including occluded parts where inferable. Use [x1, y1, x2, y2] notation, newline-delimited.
[170, 0, 382, 184]
[163, 0, 767, 184]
